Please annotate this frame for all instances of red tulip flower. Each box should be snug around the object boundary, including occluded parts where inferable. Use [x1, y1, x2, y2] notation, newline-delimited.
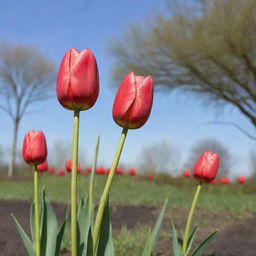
[37, 161, 48, 172]
[210, 179, 217, 185]
[219, 177, 230, 185]
[57, 169, 65, 176]
[112, 72, 154, 129]
[116, 168, 124, 175]
[238, 176, 246, 184]
[86, 167, 92, 174]
[183, 169, 191, 178]
[193, 151, 219, 183]
[22, 130, 47, 165]
[129, 168, 136, 176]
[57, 48, 99, 111]
[149, 174, 155, 180]
[65, 160, 81, 173]
[96, 167, 105, 175]
[48, 167, 55, 174]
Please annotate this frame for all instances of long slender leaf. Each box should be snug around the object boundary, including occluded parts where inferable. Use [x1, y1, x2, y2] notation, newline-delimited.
[86, 226, 93, 256]
[142, 199, 168, 256]
[96, 198, 111, 256]
[185, 226, 198, 256]
[55, 220, 66, 256]
[12, 214, 35, 256]
[44, 194, 59, 256]
[191, 230, 218, 256]
[171, 221, 182, 256]
[104, 225, 115, 256]
[40, 190, 47, 256]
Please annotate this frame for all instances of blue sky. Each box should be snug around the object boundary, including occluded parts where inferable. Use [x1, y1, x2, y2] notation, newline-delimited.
[0, 0, 255, 176]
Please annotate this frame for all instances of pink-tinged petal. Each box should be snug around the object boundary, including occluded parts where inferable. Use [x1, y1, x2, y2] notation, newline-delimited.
[113, 72, 137, 127]
[128, 76, 154, 129]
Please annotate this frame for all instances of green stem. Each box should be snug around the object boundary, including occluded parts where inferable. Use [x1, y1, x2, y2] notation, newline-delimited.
[89, 136, 100, 227]
[92, 128, 128, 255]
[182, 182, 202, 254]
[34, 165, 40, 256]
[71, 110, 80, 256]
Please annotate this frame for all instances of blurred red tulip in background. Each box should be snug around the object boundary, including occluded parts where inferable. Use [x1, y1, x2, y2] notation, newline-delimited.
[129, 168, 136, 176]
[112, 72, 154, 129]
[210, 179, 217, 185]
[116, 168, 124, 175]
[48, 167, 55, 174]
[65, 160, 81, 173]
[37, 161, 48, 172]
[183, 169, 191, 178]
[22, 130, 47, 165]
[56, 48, 99, 111]
[149, 174, 155, 180]
[57, 170, 65, 176]
[193, 151, 219, 183]
[219, 177, 230, 185]
[237, 176, 246, 184]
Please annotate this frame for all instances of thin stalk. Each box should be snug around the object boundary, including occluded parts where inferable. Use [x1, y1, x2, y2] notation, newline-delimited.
[71, 110, 80, 256]
[34, 165, 40, 256]
[182, 182, 202, 254]
[89, 136, 100, 226]
[92, 128, 128, 255]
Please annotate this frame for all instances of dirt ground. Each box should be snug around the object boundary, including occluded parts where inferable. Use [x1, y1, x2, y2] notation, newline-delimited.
[0, 200, 256, 256]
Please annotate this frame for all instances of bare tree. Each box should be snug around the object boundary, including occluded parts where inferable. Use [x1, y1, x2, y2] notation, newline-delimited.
[110, 0, 256, 138]
[137, 141, 181, 174]
[186, 138, 232, 176]
[0, 42, 55, 177]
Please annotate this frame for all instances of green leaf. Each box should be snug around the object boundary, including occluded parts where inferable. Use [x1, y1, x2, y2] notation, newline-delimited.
[55, 220, 66, 256]
[171, 221, 182, 256]
[40, 190, 47, 256]
[44, 194, 59, 256]
[191, 230, 218, 256]
[96, 198, 112, 256]
[185, 226, 198, 256]
[104, 225, 115, 256]
[12, 214, 35, 256]
[30, 201, 35, 244]
[142, 199, 168, 256]
[86, 226, 93, 256]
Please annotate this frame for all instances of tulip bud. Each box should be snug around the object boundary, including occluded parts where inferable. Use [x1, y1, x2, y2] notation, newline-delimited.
[113, 72, 154, 129]
[237, 176, 246, 184]
[22, 130, 47, 165]
[57, 48, 99, 111]
[193, 151, 219, 183]
[37, 161, 48, 172]
[183, 169, 191, 178]
[210, 179, 217, 185]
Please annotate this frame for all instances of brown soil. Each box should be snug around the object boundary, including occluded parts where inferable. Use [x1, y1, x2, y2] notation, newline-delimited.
[0, 200, 255, 256]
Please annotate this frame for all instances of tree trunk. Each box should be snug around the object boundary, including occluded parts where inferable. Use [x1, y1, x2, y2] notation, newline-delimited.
[8, 119, 19, 177]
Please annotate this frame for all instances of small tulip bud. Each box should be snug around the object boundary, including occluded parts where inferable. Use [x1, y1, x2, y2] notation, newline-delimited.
[22, 130, 47, 165]
[193, 151, 219, 183]
[113, 72, 154, 129]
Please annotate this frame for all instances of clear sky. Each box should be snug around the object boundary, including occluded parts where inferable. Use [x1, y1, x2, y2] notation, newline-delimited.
[0, 0, 255, 176]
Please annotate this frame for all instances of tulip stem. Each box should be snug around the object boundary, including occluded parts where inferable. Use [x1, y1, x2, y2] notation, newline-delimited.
[92, 128, 128, 255]
[182, 181, 202, 254]
[34, 165, 40, 256]
[89, 136, 100, 228]
[71, 110, 80, 256]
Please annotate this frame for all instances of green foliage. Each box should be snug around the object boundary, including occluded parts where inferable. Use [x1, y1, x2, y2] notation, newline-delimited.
[12, 190, 66, 256]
